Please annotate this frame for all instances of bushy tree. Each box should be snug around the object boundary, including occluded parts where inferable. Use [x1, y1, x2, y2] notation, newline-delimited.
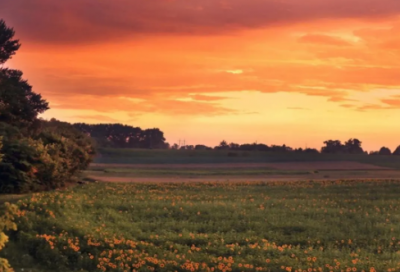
[379, 147, 392, 155]
[321, 140, 344, 153]
[0, 20, 95, 194]
[74, 123, 167, 149]
[393, 146, 400, 156]
[344, 138, 364, 154]
[321, 139, 364, 154]
[0, 120, 95, 193]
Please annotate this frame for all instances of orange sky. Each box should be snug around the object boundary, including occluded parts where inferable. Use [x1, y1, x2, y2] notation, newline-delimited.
[2, 0, 400, 151]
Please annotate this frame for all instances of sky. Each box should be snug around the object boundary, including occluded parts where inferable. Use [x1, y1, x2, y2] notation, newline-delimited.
[2, 0, 400, 151]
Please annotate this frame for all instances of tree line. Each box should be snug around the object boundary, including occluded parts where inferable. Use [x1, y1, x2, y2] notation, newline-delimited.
[175, 139, 400, 155]
[0, 20, 95, 194]
[73, 123, 168, 149]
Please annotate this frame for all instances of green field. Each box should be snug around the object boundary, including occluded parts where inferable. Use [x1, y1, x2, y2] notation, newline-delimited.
[95, 148, 400, 168]
[87, 167, 313, 177]
[3, 180, 400, 272]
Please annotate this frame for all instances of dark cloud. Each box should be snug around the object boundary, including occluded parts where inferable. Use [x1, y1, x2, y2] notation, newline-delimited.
[1, 0, 400, 44]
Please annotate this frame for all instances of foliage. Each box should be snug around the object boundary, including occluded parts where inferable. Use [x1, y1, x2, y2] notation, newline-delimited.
[73, 123, 168, 149]
[378, 147, 392, 155]
[0, 20, 94, 194]
[6, 180, 400, 271]
[321, 138, 364, 154]
[0, 19, 20, 64]
[0, 68, 49, 129]
[394, 146, 400, 156]
[0, 120, 95, 193]
[0, 202, 18, 272]
[0, 20, 48, 128]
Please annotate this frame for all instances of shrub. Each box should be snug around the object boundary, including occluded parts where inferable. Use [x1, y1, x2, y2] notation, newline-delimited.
[0, 203, 18, 272]
[0, 121, 95, 193]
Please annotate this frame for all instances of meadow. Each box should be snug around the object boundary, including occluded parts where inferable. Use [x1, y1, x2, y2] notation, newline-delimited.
[3, 180, 400, 272]
[94, 148, 400, 168]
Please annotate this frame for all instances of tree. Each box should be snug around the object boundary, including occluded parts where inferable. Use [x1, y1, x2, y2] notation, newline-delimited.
[378, 147, 391, 155]
[321, 140, 344, 153]
[215, 140, 229, 150]
[0, 20, 94, 194]
[0, 20, 48, 128]
[344, 138, 364, 154]
[171, 143, 179, 150]
[0, 19, 21, 64]
[73, 123, 167, 149]
[393, 146, 400, 156]
[321, 139, 364, 154]
[0, 69, 49, 128]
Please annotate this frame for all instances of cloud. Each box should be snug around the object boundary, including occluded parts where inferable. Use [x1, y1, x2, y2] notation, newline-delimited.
[50, 95, 235, 116]
[340, 104, 356, 108]
[4, 1, 400, 118]
[356, 104, 392, 111]
[2, 0, 400, 44]
[298, 34, 352, 46]
[381, 98, 400, 107]
[189, 94, 229, 101]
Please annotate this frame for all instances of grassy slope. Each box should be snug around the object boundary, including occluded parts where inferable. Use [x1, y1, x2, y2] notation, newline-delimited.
[3, 180, 400, 271]
[95, 148, 400, 168]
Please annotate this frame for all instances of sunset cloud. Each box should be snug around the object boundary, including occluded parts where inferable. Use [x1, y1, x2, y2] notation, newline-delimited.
[2, 0, 400, 44]
[298, 34, 352, 46]
[3, 0, 400, 150]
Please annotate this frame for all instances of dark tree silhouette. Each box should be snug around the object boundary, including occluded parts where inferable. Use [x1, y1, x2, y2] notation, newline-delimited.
[0, 20, 48, 128]
[73, 123, 167, 149]
[215, 140, 229, 150]
[0, 19, 21, 64]
[321, 139, 364, 154]
[321, 140, 344, 153]
[393, 146, 400, 156]
[195, 145, 211, 150]
[0, 69, 49, 127]
[378, 147, 391, 155]
[0, 20, 94, 194]
[344, 138, 364, 154]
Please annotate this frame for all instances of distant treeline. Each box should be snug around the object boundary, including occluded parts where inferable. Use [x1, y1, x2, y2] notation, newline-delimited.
[175, 139, 400, 155]
[75, 121, 400, 156]
[73, 123, 169, 149]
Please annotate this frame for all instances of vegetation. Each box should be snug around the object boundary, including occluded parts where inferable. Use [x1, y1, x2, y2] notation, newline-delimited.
[4, 180, 400, 271]
[0, 203, 18, 272]
[93, 148, 400, 166]
[0, 19, 95, 194]
[88, 167, 312, 177]
[73, 123, 168, 149]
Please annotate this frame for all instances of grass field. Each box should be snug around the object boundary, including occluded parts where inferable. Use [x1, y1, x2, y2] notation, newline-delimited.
[3, 180, 400, 272]
[94, 148, 400, 168]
